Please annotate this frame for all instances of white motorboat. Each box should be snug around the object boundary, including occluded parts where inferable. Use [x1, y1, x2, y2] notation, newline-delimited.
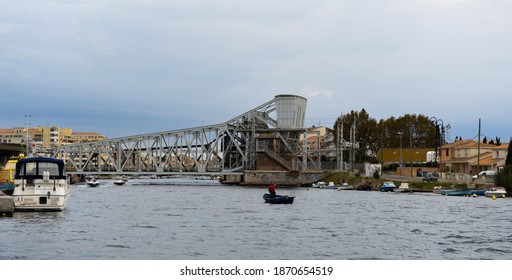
[12, 157, 70, 211]
[394, 183, 412, 193]
[484, 187, 506, 198]
[312, 182, 328, 188]
[86, 180, 100, 187]
[85, 175, 100, 187]
[337, 182, 353, 190]
[113, 179, 126, 185]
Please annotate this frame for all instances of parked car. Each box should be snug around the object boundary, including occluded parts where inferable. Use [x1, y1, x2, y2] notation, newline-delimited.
[472, 170, 496, 179]
[422, 172, 439, 182]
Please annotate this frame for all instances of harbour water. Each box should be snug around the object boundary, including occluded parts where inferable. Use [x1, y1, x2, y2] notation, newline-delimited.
[1, 178, 512, 260]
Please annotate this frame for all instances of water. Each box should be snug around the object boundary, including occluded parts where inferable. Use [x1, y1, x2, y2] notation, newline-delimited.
[1, 178, 512, 260]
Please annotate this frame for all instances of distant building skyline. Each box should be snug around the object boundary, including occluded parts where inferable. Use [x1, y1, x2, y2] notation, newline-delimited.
[0, 126, 107, 153]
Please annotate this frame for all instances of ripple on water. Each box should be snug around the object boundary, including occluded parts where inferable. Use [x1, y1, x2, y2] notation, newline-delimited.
[3, 180, 512, 260]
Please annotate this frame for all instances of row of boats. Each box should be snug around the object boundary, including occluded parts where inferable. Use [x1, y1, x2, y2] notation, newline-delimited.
[85, 175, 127, 187]
[311, 181, 507, 198]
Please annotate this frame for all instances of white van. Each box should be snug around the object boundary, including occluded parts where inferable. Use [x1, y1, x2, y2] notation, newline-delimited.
[472, 170, 496, 179]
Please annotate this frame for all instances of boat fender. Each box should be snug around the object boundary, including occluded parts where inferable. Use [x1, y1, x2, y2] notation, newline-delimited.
[472, 194, 477, 198]
[492, 195, 496, 200]
[47, 191, 51, 199]
[43, 171, 50, 182]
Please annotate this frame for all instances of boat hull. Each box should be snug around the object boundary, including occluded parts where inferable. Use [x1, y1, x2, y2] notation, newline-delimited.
[470, 190, 486, 196]
[0, 182, 15, 195]
[441, 189, 472, 196]
[484, 190, 507, 197]
[1, 156, 22, 195]
[263, 194, 294, 204]
[380, 186, 397, 192]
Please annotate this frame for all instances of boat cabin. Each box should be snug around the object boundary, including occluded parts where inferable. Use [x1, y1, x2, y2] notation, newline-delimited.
[15, 157, 66, 184]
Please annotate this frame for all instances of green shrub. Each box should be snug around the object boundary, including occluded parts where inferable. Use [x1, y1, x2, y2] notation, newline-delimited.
[495, 165, 512, 193]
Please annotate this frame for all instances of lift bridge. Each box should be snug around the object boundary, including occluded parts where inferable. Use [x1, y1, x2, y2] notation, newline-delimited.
[52, 95, 317, 181]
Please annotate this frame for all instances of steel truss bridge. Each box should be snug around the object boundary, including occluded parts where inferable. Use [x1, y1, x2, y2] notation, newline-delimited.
[53, 95, 318, 177]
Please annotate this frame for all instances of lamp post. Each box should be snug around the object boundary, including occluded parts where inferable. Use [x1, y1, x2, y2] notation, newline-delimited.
[430, 117, 444, 173]
[25, 114, 31, 156]
[398, 131, 403, 176]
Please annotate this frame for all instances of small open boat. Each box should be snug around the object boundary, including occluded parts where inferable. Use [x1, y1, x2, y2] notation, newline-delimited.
[441, 189, 472, 196]
[262, 194, 294, 204]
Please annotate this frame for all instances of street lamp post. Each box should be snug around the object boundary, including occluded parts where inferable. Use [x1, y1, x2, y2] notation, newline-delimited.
[430, 117, 444, 173]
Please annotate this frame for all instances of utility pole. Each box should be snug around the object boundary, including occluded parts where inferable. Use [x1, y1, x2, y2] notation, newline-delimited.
[336, 116, 343, 171]
[25, 114, 31, 156]
[409, 125, 413, 178]
[477, 118, 481, 174]
[398, 132, 403, 176]
[350, 118, 356, 175]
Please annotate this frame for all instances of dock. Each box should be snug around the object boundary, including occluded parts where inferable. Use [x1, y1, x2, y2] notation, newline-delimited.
[0, 194, 14, 215]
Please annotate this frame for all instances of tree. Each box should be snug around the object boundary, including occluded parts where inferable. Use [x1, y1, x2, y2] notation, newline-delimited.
[506, 138, 512, 165]
[495, 165, 512, 193]
[495, 138, 512, 193]
[333, 110, 437, 163]
[334, 109, 379, 163]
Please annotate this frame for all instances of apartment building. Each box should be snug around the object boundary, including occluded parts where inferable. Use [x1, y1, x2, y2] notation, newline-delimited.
[0, 126, 106, 150]
[440, 139, 509, 175]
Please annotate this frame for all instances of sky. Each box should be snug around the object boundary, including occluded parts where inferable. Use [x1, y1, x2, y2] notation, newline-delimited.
[1, 0, 511, 142]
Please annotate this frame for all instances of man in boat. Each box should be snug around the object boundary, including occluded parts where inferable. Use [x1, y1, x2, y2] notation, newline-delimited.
[268, 184, 276, 198]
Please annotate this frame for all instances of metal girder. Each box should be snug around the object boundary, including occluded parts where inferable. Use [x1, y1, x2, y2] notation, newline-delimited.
[53, 95, 311, 176]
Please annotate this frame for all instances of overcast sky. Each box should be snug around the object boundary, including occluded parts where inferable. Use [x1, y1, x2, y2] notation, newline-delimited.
[1, 0, 511, 142]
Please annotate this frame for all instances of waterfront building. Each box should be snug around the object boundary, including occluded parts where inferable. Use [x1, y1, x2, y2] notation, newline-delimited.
[440, 139, 509, 175]
[0, 126, 107, 153]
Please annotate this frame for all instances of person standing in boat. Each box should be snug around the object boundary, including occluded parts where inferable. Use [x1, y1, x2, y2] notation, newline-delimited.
[268, 184, 276, 198]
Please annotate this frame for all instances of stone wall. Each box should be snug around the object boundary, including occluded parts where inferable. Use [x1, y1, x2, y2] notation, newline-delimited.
[243, 170, 323, 186]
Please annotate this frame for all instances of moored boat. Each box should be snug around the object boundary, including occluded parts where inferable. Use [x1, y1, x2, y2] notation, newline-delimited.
[262, 193, 295, 204]
[379, 181, 398, 192]
[484, 187, 506, 198]
[12, 157, 70, 211]
[394, 183, 412, 193]
[0, 154, 24, 195]
[441, 189, 472, 196]
[323, 182, 338, 189]
[470, 190, 486, 196]
[433, 186, 446, 194]
[337, 182, 353, 190]
[312, 182, 328, 188]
